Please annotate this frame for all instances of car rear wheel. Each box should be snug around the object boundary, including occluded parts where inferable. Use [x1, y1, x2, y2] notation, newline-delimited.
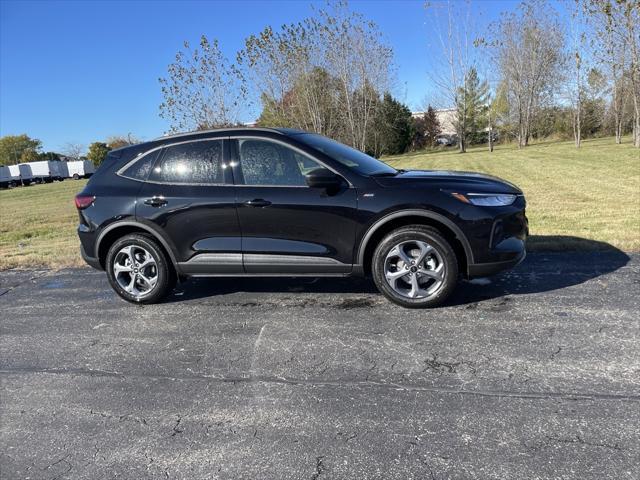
[106, 234, 175, 304]
[372, 225, 458, 308]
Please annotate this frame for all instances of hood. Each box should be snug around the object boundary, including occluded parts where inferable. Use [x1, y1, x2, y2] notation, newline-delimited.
[373, 169, 522, 194]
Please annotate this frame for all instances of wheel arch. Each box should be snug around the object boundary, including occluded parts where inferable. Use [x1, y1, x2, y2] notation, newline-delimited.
[357, 210, 473, 276]
[96, 221, 180, 272]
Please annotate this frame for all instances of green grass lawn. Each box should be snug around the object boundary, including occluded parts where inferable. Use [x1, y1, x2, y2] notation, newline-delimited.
[0, 136, 638, 270]
[0, 179, 88, 269]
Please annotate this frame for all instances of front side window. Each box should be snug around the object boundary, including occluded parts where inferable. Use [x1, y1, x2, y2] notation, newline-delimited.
[238, 139, 321, 186]
[149, 140, 223, 184]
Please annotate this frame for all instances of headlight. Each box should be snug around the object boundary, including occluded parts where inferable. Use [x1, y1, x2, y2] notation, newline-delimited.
[451, 192, 517, 206]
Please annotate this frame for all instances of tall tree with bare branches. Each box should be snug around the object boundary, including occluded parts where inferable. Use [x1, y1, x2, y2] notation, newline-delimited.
[584, 0, 639, 146]
[159, 36, 247, 132]
[486, 1, 565, 148]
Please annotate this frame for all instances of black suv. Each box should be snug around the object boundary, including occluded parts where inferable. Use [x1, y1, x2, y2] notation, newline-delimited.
[76, 128, 527, 307]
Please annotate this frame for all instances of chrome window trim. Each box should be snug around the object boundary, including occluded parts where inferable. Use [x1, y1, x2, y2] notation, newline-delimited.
[231, 135, 354, 188]
[116, 137, 229, 186]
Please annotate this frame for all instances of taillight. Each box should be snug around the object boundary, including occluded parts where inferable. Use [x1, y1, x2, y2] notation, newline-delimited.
[75, 195, 95, 210]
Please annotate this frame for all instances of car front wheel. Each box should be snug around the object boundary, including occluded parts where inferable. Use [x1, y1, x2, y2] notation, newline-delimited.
[372, 225, 458, 308]
[105, 234, 174, 304]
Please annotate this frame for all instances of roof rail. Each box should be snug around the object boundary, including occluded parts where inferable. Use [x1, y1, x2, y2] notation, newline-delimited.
[153, 127, 285, 141]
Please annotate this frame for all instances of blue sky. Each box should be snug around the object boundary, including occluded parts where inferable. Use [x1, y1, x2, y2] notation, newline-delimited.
[1, 0, 539, 152]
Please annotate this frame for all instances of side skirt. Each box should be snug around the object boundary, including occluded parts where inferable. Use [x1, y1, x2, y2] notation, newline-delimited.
[178, 253, 358, 277]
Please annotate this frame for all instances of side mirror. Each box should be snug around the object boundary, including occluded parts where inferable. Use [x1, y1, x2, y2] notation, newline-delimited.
[305, 168, 343, 190]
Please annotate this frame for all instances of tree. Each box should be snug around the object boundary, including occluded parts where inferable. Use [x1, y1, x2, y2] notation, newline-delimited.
[567, 1, 589, 148]
[86, 142, 111, 167]
[38, 151, 61, 161]
[424, 106, 442, 148]
[584, 0, 639, 147]
[424, 0, 480, 153]
[0, 134, 42, 165]
[241, 1, 394, 151]
[369, 93, 413, 156]
[106, 134, 140, 150]
[487, 1, 565, 148]
[159, 35, 247, 132]
[455, 67, 489, 152]
[62, 143, 85, 160]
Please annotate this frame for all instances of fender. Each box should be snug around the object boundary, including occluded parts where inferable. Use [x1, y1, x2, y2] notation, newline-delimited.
[356, 209, 474, 266]
[96, 220, 182, 272]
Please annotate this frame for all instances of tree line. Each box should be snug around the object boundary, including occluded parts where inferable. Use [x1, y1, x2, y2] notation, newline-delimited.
[159, 0, 639, 154]
[2, 0, 637, 162]
[0, 134, 139, 167]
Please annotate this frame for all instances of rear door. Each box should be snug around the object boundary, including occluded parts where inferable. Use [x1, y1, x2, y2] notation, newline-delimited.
[231, 137, 358, 274]
[135, 138, 242, 274]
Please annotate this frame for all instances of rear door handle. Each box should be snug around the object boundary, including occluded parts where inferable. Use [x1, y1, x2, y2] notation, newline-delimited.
[243, 198, 272, 208]
[144, 197, 167, 207]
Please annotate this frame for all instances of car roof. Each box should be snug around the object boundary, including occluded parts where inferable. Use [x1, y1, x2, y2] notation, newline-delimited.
[153, 127, 308, 142]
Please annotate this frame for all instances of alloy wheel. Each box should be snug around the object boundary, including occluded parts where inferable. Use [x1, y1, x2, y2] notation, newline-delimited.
[113, 245, 158, 298]
[383, 240, 445, 299]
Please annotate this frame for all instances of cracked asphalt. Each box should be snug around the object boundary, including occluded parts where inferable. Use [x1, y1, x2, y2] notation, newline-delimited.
[1, 251, 639, 479]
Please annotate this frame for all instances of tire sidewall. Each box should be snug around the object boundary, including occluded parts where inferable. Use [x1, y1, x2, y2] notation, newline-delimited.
[105, 234, 171, 304]
[372, 226, 458, 308]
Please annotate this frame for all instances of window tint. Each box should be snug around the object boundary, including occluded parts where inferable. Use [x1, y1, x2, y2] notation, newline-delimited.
[238, 139, 321, 186]
[150, 140, 223, 184]
[120, 150, 159, 181]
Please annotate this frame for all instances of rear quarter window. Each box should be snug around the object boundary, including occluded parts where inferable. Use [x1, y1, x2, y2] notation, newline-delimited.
[120, 150, 159, 181]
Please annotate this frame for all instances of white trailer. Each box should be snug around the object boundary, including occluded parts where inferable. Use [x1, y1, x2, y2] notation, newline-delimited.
[24, 161, 53, 183]
[66, 160, 95, 179]
[8, 164, 34, 185]
[0, 166, 16, 188]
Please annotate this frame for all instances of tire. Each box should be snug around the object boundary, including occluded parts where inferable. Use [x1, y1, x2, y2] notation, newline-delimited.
[73, 174, 79, 180]
[105, 233, 175, 304]
[371, 225, 458, 308]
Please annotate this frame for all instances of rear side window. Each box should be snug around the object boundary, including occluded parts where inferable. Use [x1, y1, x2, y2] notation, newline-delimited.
[149, 140, 223, 184]
[120, 150, 159, 181]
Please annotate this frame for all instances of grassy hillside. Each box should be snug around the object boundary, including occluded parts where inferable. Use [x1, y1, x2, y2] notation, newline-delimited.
[0, 179, 88, 269]
[0, 136, 638, 270]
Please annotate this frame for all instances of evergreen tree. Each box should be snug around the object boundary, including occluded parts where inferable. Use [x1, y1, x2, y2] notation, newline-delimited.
[423, 106, 442, 148]
[370, 93, 413, 156]
[455, 67, 488, 152]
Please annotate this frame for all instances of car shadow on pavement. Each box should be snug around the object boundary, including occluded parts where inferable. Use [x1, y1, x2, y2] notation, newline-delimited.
[165, 236, 631, 306]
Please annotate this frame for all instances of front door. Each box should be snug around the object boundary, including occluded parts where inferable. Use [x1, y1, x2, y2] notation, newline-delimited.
[231, 137, 358, 274]
[136, 138, 242, 274]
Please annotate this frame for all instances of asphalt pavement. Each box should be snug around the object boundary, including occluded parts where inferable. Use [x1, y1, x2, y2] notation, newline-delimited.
[0, 251, 638, 479]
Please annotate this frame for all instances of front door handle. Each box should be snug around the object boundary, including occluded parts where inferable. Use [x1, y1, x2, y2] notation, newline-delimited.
[144, 197, 168, 207]
[244, 198, 272, 208]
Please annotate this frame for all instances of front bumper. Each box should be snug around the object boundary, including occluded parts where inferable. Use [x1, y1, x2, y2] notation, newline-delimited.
[467, 237, 526, 278]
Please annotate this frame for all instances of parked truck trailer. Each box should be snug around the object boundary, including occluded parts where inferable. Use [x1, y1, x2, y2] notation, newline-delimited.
[66, 160, 95, 179]
[8, 164, 33, 186]
[0, 166, 16, 188]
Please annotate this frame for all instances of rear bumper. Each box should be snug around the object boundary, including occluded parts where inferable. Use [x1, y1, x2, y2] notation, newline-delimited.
[80, 243, 102, 270]
[467, 237, 526, 278]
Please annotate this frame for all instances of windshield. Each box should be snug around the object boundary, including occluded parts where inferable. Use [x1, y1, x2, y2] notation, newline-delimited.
[296, 133, 397, 176]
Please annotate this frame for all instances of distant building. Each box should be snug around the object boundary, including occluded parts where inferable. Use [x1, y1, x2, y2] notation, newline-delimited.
[411, 108, 457, 136]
